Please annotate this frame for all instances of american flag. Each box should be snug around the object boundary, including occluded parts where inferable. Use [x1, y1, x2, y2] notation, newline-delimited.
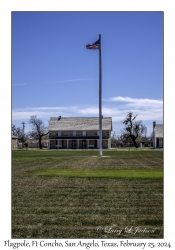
[85, 39, 100, 49]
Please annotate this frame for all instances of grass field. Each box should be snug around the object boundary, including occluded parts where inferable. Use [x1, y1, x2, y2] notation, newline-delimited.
[12, 148, 163, 239]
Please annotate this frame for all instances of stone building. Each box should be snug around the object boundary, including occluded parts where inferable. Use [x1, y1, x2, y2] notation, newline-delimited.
[153, 121, 163, 148]
[12, 134, 18, 148]
[48, 117, 112, 149]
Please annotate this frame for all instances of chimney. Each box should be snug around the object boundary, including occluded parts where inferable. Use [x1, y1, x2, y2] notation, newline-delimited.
[153, 121, 156, 149]
[153, 121, 156, 137]
[153, 121, 156, 128]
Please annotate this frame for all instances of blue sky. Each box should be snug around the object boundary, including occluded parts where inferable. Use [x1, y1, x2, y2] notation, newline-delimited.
[12, 11, 163, 136]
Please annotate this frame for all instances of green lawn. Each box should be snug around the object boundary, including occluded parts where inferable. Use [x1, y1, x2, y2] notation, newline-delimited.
[32, 168, 163, 179]
[12, 148, 163, 238]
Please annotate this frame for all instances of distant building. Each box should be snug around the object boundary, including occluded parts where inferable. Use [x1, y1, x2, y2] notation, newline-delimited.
[25, 139, 49, 148]
[12, 134, 18, 148]
[153, 121, 163, 148]
[48, 117, 112, 149]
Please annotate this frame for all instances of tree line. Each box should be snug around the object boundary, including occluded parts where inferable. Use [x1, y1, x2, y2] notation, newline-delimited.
[12, 115, 48, 149]
[12, 112, 150, 149]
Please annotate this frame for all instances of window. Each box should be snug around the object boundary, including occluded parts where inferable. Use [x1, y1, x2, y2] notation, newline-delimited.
[73, 131, 76, 136]
[72, 140, 76, 149]
[57, 140, 62, 146]
[82, 131, 86, 136]
[58, 131, 62, 136]
[97, 131, 100, 136]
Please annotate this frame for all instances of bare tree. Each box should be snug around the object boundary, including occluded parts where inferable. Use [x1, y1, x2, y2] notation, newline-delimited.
[111, 131, 117, 147]
[12, 124, 19, 136]
[122, 112, 146, 148]
[28, 116, 49, 149]
[12, 124, 17, 135]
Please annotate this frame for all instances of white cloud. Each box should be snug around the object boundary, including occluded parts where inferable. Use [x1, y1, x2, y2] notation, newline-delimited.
[12, 83, 27, 86]
[103, 96, 163, 120]
[55, 78, 94, 83]
[12, 106, 79, 120]
[12, 104, 163, 122]
[104, 96, 163, 107]
[12, 96, 163, 135]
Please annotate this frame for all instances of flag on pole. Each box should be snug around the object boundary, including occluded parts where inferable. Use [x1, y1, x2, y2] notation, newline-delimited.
[85, 35, 103, 156]
[85, 39, 100, 49]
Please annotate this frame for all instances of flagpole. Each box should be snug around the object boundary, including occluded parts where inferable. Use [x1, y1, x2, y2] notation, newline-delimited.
[99, 34, 102, 156]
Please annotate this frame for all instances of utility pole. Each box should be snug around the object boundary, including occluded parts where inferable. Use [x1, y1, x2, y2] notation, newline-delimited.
[21, 122, 25, 147]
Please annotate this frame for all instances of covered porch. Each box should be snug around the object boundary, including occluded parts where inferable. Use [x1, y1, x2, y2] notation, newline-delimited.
[49, 139, 109, 149]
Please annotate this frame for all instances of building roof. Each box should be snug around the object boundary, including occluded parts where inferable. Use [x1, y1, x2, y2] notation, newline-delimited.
[12, 135, 18, 139]
[154, 125, 163, 138]
[48, 117, 112, 131]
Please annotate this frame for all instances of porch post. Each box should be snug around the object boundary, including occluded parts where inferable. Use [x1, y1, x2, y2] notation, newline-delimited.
[87, 139, 89, 149]
[108, 139, 110, 149]
[48, 140, 50, 149]
[154, 137, 156, 149]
